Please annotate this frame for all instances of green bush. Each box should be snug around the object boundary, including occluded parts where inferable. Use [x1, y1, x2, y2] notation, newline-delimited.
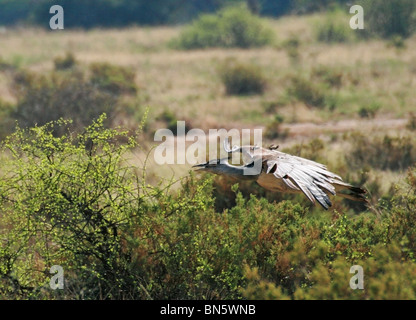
[11, 69, 116, 135]
[242, 168, 416, 299]
[281, 36, 301, 63]
[0, 116, 140, 298]
[156, 109, 192, 135]
[0, 56, 18, 72]
[89, 62, 137, 95]
[316, 15, 352, 43]
[287, 74, 328, 108]
[9, 61, 138, 136]
[54, 52, 77, 70]
[291, 0, 348, 14]
[282, 138, 326, 163]
[172, 5, 275, 49]
[346, 132, 415, 171]
[265, 114, 288, 140]
[311, 65, 343, 89]
[407, 113, 416, 131]
[2, 117, 416, 299]
[0, 99, 14, 140]
[363, 0, 416, 39]
[387, 35, 407, 49]
[219, 60, 267, 95]
[358, 102, 380, 119]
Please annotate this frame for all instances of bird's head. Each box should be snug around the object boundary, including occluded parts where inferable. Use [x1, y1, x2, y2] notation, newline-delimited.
[192, 158, 224, 174]
[192, 138, 263, 179]
[192, 157, 260, 180]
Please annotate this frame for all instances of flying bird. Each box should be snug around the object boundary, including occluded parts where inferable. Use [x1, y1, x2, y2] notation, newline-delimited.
[193, 138, 367, 210]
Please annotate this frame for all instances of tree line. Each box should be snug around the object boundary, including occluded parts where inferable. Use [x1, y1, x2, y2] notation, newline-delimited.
[1, 0, 351, 28]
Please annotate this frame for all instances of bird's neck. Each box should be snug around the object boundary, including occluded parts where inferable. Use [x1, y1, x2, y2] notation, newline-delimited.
[221, 160, 260, 181]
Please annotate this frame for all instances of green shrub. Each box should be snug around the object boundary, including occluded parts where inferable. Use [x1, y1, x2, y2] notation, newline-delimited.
[281, 36, 301, 63]
[172, 5, 275, 49]
[0, 99, 14, 140]
[156, 109, 192, 135]
[407, 113, 416, 131]
[9, 61, 138, 135]
[316, 15, 352, 43]
[54, 52, 77, 70]
[0, 116, 141, 298]
[89, 62, 137, 95]
[282, 138, 326, 163]
[11, 69, 116, 135]
[363, 0, 416, 39]
[291, 0, 346, 14]
[311, 65, 343, 89]
[242, 266, 289, 300]
[346, 132, 415, 171]
[287, 75, 327, 108]
[2, 118, 416, 299]
[387, 35, 407, 49]
[265, 114, 288, 140]
[262, 100, 282, 114]
[0, 56, 18, 72]
[358, 102, 380, 119]
[219, 60, 267, 95]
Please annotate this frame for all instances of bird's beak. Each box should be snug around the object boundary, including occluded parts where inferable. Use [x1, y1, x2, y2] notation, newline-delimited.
[192, 162, 208, 170]
[192, 159, 221, 170]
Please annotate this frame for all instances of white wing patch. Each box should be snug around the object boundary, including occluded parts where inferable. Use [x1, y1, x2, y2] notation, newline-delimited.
[231, 145, 365, 209]
[264, 153, 344, 210]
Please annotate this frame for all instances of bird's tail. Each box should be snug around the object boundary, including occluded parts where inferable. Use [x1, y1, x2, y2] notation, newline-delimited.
[334, 181, 368, 203]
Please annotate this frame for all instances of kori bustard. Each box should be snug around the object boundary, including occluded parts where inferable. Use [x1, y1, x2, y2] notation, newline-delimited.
[193, 138, 367, 210]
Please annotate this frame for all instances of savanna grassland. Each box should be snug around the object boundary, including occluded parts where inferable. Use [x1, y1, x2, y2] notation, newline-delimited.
[1, 4, 416, 299]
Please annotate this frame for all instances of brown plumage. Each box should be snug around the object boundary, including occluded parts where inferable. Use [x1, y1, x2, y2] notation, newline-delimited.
[193, 139, 367, 210]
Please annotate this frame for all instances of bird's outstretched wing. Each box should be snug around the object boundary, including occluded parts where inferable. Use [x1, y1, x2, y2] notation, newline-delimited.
[223, 138, 367, 209]
[262, 150, 367, 209]
[261, 151, 343, 209]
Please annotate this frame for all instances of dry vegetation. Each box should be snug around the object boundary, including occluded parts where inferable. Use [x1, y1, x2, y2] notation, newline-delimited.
[2, 13, 415, 183]
[1, 8, 416, 299]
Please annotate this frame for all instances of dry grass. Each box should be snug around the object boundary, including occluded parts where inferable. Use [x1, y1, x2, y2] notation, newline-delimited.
[1, 18, 415, 124]
[0, 14, 415, 183]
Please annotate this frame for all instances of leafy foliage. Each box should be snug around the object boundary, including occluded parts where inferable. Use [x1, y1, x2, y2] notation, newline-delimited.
[0, 99, 14, 140]
[53, 52, 77, 71]
[1, 0, 416, 301]
[346, 132, 415, 171]
[290, 0, 350, 14]
[0, 116, 140, 298]
[9, 61, 137, 136]
[1, 118, 416, 300]
[89, 62, 137, 96]
[358, 102, 380, 119]
[172, 5, 275, 49]
[363, 0, 416, 39]
[287, 74, 328, 108]
[265, 114, 288, 140]
[219, 60, 267, 95]
[315, 10, 353, 43]
[407, 113, 416, 131]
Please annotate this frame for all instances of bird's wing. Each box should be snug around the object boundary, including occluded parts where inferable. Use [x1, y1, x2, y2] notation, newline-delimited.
[262, 151, 343, 209]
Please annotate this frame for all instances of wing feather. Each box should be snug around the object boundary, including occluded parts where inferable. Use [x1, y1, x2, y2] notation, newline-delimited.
[234, 146, 365, 209]
[262, 152, 340, 209]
